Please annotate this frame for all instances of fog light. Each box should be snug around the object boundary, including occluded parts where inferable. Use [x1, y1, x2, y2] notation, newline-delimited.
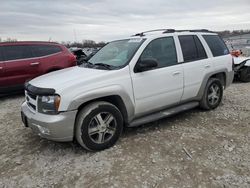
[32, 123, 50, 135]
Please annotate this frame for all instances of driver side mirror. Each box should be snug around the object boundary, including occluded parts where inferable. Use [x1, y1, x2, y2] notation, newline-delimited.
[135, 58, 158, 72]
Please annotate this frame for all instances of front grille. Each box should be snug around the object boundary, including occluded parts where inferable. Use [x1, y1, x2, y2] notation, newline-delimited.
[25, 91, 37, 111]
[27, 102, 36, 111]
[27, 91, 36, 100]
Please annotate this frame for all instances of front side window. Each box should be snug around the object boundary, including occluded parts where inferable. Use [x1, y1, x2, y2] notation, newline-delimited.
[31, 45, 62, 57]
[2, 45, 33, 61]
[179, 35, 207, 62]
[203, 35, 229, 57]
[88, 38, 145, 68]
[140, 37, 177, 68]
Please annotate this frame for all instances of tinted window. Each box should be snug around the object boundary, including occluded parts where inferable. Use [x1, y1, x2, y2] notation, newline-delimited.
[140, 37, 177, 68]
[2, 45, 33, 61]
[203, 35, 229, 57]
[194, 36, 207, 59]
[31, 45, 62, 57]
[179, 35, 207, 62]
[0, 47, 4, 61]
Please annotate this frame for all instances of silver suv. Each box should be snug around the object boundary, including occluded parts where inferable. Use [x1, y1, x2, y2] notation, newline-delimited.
[21, 29, 234, 151]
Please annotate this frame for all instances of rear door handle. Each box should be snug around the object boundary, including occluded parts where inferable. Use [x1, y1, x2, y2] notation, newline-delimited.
[172, 71, 181, 76]
[205, 65, 211, 69]
[0, 67, 3, 70]
[30, 62, 40, 66]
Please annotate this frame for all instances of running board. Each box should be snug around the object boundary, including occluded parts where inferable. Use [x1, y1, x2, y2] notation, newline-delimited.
[129, 102, 199, 127]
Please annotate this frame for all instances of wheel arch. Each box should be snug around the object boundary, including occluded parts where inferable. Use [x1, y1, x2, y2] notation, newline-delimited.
[196, 69, 231, 100]
[76, 95, 129, 125]
[46, 67, 61, 73]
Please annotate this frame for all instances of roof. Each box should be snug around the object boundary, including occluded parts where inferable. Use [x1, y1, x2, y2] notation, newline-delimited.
[0, 41, 60, 46]
[126, 29, 217, 41]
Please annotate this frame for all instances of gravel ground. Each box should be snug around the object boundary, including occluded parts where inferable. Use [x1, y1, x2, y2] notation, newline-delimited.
[0, 82, 250, 188]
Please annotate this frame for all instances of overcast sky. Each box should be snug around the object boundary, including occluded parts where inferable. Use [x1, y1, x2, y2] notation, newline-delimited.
[0, 0, 250, 42]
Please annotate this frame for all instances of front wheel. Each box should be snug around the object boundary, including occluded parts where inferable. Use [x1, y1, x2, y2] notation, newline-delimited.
[75, 101, 123, 151]
[239, 67, 250, 82]
[200, 78, 223, 110]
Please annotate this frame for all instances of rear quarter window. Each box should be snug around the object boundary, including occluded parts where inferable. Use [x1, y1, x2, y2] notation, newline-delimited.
[203, 35, 229, 57]
[31, 45, 62, 57]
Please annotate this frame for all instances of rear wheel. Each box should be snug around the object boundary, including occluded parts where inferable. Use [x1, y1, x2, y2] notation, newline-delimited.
[239, 67, 250, 82]
[75, 101, 123, 151]
[200, 78, 223, 110]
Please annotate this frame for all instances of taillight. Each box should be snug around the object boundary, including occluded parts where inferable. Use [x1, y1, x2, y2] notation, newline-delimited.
[69, 54, 77, 65]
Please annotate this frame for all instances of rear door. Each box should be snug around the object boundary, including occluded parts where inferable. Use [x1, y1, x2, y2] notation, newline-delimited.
[2, 45, 39, 87]
[178, 35, 212, 101]
[30, 44, 63, 73]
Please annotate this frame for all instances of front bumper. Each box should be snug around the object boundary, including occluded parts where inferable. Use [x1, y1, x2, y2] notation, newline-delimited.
[21, 102, 77, 142]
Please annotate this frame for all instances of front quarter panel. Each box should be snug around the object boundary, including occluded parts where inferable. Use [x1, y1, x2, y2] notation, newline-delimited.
[56, 67, 135, 121]
[66, 85, 135, 121]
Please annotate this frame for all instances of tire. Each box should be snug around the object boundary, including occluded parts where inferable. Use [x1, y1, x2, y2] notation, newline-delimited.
[239, 67, 250, 82]
[200, 78, 223, 110]
[75, 101, 123, 151]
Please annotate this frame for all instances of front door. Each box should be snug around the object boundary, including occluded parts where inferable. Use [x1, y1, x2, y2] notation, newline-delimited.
[131, 37, 184, 116]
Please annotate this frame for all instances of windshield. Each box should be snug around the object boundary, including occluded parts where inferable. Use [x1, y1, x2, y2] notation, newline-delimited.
[88, 38, 145, 69]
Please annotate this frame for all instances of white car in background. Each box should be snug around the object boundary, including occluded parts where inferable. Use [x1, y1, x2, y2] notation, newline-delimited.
[233, 56, 250, 82]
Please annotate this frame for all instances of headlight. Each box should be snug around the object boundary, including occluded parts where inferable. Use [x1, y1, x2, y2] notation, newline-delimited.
[38, 95, 61, 115]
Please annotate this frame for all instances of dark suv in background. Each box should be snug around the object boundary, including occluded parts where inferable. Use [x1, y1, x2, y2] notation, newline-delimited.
[0, 41, 76, 94]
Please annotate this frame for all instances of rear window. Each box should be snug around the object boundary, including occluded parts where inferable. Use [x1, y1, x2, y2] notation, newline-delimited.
[31, 45, 62, 57]
[179, 35, 207, 62]
[2, 45, 33, 61]
[203, 35, 229, 57]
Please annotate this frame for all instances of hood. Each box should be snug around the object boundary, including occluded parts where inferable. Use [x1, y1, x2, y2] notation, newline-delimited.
[29, 66, 110, 92]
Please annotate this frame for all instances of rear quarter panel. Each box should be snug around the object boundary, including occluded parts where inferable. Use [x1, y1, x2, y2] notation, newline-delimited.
[39, 47, 75, 73]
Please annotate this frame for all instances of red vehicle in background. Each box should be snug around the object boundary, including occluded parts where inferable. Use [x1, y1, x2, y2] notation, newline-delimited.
[0, 41, 76, 94]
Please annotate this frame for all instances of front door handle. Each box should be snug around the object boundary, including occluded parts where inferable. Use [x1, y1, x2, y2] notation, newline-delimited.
[0, 67, 3, 70]
[30, 62, 40, 66]
[172, 71, 181, 76]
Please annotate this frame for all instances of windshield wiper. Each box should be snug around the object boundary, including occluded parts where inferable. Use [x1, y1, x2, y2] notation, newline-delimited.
[80, 60, 94, 68]
[93, 63, 116, 70]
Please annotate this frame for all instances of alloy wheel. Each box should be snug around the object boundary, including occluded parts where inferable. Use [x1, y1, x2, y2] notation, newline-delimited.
[88, 112, 117, 144]
[208, 83, 221, 106]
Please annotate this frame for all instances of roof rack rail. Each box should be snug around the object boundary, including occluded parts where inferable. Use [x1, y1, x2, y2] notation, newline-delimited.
[132, 29, 175, 37]
[166, 29, 214, 33]
[132, 29, 214, 37]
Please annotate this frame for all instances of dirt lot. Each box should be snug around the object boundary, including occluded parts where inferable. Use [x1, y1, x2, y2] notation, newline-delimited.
[0, 82, 250, 188]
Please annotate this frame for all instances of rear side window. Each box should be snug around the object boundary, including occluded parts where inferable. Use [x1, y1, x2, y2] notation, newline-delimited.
[179, 35, 207, 62]
[203, 35, 229, 57]
[140, 37, 177, 68]
[31, 45, 62, 57]
[2, 45, 33, 61]
[0, 47, 4, 61]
